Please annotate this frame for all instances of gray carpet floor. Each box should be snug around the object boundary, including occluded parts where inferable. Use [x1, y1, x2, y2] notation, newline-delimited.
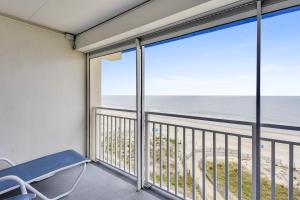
[0, 163, 166, 200]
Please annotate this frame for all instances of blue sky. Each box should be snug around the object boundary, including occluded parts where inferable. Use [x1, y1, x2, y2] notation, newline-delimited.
[101, 7, 300, 96]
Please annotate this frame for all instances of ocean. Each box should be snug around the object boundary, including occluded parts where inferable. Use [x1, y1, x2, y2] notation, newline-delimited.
[102, 95, 300, 127]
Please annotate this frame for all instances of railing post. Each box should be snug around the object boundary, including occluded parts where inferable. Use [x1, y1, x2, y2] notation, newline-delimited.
[95, 112, 100, 160]
[288, 144, 294, 200]
[136, 38, 145, 191]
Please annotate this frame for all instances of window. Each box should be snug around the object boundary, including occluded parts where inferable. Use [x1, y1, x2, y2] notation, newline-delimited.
[145, 20, 256, 121]
[100, 50, 136, 109]
[261, 7, 300, 199]
[144, 19, 257, 199]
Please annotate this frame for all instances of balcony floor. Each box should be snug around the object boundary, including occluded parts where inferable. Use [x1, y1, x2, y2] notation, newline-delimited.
[1, 163, 166, 200]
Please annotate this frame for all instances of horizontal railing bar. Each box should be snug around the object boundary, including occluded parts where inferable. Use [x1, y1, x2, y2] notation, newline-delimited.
[98, 107, 300, 131]
[146, 111, 254, 126]
[147, 111, 300, 131]
[147, 120, 300, 146]
[261, 123, 300, 131]
[259, 137, 300, 146]
[98, 108, 300, 131]
[148, 120, 251, 137]
[96, 106, 136, 113]
[97, 114, 136, 120]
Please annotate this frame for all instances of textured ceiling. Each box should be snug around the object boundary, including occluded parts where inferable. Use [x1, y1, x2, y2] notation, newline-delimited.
[0, 0, 148, 34]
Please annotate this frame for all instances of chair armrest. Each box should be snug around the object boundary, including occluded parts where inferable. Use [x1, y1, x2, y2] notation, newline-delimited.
[0, 175, 27, 195]
[0, 157, 15, 166]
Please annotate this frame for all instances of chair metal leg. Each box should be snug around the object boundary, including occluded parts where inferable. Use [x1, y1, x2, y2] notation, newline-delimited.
[24, 163, 87, 200]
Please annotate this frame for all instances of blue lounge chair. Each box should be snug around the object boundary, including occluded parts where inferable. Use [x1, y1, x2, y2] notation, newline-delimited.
[0, 150, 90, 200]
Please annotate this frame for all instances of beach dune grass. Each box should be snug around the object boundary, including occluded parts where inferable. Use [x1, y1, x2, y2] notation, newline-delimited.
[206, 161, 300, 200]
[150, 159, 300, 200]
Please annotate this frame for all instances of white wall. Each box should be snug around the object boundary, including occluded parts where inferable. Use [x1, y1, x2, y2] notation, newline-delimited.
[89, 57, 101, 161]
[0, 16, 86, 164]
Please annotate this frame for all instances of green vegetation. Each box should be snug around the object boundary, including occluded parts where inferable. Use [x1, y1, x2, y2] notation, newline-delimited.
[169, 138, 176, 145]
[106, 136, 300, 200]
[152, 171, 194, 196]
[206, 161, 300, 200]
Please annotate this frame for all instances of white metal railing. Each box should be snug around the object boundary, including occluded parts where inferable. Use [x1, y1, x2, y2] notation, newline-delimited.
[95, 107, 137, 177]
[95, 107, 300, 200]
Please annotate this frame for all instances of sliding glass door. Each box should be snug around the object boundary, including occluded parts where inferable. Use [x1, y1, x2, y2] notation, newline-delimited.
[144, 18, 257, 199]
[261, 7, 300, 200]
[89, 3, 300, 199]
[93, 50, 138, 176]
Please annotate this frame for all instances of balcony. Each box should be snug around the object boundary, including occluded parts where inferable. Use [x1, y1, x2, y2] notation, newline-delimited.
[1, 1, 300, 200]
[95, 107, 300, 200]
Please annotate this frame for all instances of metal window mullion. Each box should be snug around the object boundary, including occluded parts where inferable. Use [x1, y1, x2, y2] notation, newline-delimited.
[136, 38, 144, 190]
[253, 0, 262, 199]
